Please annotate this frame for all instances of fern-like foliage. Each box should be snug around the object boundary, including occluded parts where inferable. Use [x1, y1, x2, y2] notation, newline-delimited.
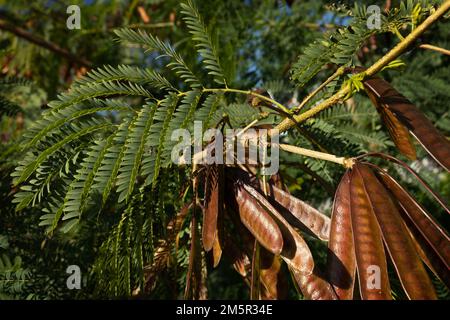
[0, 76, 29, 121]
[11, 0, 230, 238]
[114, 28, 202, 89]
[180, 0, 228, 86]
[290, 1, 438, 88]
[92, 194, 151, 297]
[0, 96, 23, 117]
[0, 254, 31, 300]
[5, 0, 449, 300]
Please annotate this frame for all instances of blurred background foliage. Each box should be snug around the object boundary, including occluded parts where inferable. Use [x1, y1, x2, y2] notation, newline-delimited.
[0, 0, 448, 299]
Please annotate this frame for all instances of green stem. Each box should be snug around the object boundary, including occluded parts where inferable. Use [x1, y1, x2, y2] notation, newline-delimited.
[392, 26, 405, 41]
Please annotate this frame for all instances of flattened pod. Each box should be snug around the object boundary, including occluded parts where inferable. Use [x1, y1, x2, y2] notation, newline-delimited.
[230, 183, 283, 255]
[260, 249, 288, 300]
[355, 163, 436, 300]
[243, 184, 314, 275]
[349, 166, 392, 300]
[264, 183, 331, 241]
[367, 92, 417, 160]
[402, 210, 450, 288]
[376, 171, 450, 268]
[212, 234, 222, 268]
[363, 76, 450, 171]
[269, 173, 289, 192]
[202, 165, 222, 252]
[223, 236, 250, 277]
[327, 170, 356, 300]
[290, 267, 338, 300]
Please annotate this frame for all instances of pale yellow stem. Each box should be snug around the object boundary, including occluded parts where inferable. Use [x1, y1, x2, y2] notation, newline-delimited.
[419, 43, 450, 56]
[294, 66, 345, 114]
[278, 144, 354, 168]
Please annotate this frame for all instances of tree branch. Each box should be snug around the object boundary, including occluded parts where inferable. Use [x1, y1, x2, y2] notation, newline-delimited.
[0, 19, 93, 68]
[274, 0, 450, 133]
[293, 66, 345, 114]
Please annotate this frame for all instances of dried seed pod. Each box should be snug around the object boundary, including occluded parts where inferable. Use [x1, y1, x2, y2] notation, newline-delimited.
[202, 165, 222, 252]
[212, 234, 222, 268]
[290, 267, 338, 300]
[242, 183, 314, 275]
[349, 165, 392, 300]
[355, 163, 436, 300]
[184, 204, 205, 300]
[376, 170, 450, 268]
[227, 182, 284, 256]
[222, 214, 255, 281]
[260, 249, 289, 300]
[250, 240, 261, 300]
[327, 170, 356, 300]
[362, 75, 450, 170]
[265, 183, 331, 241]
[268, 173, 289, 192]
[402, 209, 450, 288]
[365, 88, 416, 160]
[212, 198, 224, 268]
[223, 232, 250, 277]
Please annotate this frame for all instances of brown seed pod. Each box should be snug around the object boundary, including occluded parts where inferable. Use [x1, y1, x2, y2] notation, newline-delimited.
[375, 170, 450, 285]
[202, 165, 223, 252]
[327, 170, 356, 300]
[223, 205, 256, 279]
[222, 230, 250, 277]
[362, 75, 450, 171]
[222, 222, 287, 299]
[402, 208, 450, 288]
[144, 202, 191, 294]
[349, 165, 392, 300]
[376, 170, 450, 266]
[264, 183, 331, 241]
[212, 233, 223, 268]
[355, 163, 436, 300]
[259, 248, 289, 300]
[290, 267, 338, 300]
[242, 183, 314, 275]
[365, 87, 417, 160]
[227, 181, 284, 256]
